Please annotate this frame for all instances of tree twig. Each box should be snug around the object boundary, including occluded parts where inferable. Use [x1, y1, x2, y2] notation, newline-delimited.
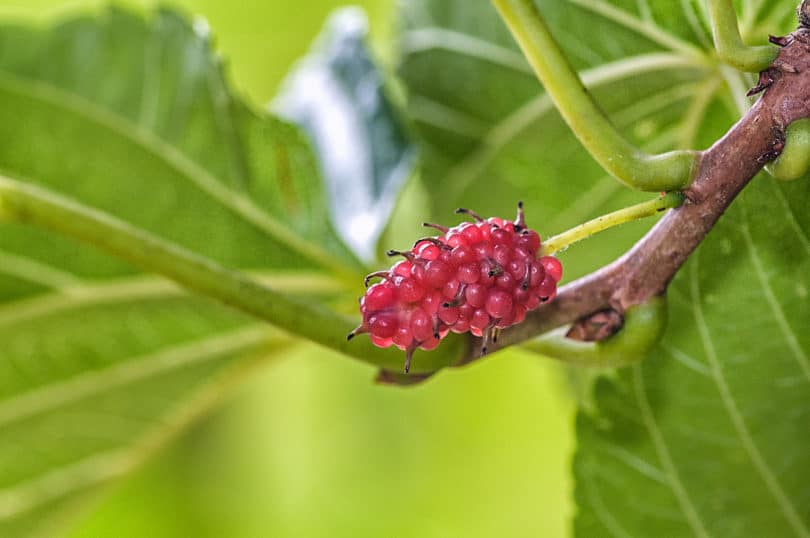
[480, 15, 810, 357]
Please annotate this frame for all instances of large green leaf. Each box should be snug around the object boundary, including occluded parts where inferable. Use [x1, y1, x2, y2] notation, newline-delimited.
[397, 0, 810, 535]
[575, 178, 810, 537]
[0, 7, 351, 536]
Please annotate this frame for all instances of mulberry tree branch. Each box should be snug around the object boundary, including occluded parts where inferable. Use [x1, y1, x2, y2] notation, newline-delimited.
[485, 14, 810, 356]
[4, 4, 810, 381]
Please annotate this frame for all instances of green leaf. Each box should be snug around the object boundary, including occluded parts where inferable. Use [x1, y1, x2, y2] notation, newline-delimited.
[0, 7, 352, 535]
[575, 178, 810, 537]
[0, 8, 361, 288]
[397, 0, 720, 280]
[275, 7, 416, 261]
[397, 0, 810, 534]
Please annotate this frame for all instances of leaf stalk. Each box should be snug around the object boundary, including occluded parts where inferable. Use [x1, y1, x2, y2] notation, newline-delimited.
[708, 0, 777, 72]
[491, 0, 698, 192]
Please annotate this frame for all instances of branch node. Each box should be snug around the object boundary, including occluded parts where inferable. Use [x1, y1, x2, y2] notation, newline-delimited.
[747, 69, 778, 96]
[565, 309, 624, 342]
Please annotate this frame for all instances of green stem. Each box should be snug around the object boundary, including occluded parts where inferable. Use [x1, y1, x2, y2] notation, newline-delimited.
[708, 0, 777, 72]
[523, 296, 667, 368]
[0, 175, 464, 374]
[492, 0, 698, 191]
[540, 192, 684, 255]
[766, 119, 810, 180]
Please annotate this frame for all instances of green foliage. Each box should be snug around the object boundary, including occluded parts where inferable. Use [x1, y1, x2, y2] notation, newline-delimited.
[70, 350, 575, 538]
[0, 7, 357, 535]
[576, 178, 810, 536]
[398, 0, 708, 280]
[398, 0, 810, 535]
[0, 0, 808, 536]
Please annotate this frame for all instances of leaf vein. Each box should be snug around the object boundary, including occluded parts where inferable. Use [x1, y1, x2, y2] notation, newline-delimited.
[679, 0, 712, 49]
[690, 253, 810, 537]
[206, 59, 251, 189]
[582, 466, 634, 538]
[660, 342, 711, 377]
[768, 180, 810, 257]
[0, 272, 342, 329]
[739, 212, 810, 382]
[0, 326, 271, 427]
[408, 95, 490, 138]
[633, 363, 711, 538]
[400, 27, 531, 73]
[600, 444, 668, 485]
[0, 249, 82, 289]
[566, 0, 706, 60]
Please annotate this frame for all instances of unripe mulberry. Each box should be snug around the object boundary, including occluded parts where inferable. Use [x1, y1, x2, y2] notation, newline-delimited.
[348, 202, 563, 373]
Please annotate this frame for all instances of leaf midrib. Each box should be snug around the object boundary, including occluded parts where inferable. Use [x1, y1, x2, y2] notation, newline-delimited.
[566, 0, 708, 61]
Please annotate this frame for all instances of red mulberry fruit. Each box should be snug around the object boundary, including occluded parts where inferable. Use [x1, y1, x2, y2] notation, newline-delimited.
[349, 202, 562, 373]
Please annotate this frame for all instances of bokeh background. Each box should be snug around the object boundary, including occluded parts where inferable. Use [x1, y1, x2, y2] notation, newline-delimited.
[0, 1, 575, 536]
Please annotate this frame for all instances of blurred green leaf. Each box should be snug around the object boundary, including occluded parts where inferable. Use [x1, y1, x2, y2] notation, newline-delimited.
[68, 346, 576, 538]
[0, 7, 353, 535]
[395, 0, 796, 280]
[396, 0, 810, 535]
[397, 0, 709, 279]
[275, 7, 415, 262]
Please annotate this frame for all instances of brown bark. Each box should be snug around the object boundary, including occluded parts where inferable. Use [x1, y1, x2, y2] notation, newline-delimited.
[466, 17, 810, 360]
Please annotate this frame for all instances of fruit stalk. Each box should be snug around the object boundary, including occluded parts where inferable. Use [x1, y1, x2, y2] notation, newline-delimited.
[540, 193, 684, 256]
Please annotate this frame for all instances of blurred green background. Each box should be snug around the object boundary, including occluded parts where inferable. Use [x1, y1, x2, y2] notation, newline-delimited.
[0, 1, 574, 536]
